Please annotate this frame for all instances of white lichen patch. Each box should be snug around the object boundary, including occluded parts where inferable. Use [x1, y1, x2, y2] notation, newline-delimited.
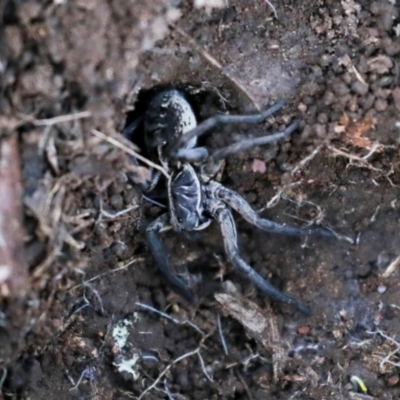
[113, 353, 140, 381]
[112, 317, 134, 349]
[194, 0, 226, 9]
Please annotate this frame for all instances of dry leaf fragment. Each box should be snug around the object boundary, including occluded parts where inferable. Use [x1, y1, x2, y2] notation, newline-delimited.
[367, 55, 393, 74]
[215, 281, 286, 380]
[335, 114, 379, 150]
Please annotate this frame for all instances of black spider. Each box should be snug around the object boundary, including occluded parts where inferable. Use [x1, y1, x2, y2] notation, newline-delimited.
[125, 89, 335, 315]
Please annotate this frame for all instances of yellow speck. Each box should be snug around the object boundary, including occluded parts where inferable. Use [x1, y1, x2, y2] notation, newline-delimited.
[350, 375, 368, 393]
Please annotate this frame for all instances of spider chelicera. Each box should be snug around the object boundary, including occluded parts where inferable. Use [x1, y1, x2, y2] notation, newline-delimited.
[124, 89, 335, 315]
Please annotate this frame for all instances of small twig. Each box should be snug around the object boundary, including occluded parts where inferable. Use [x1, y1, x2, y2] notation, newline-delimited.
[69, 258, 142, 291]
[217, 314, 229, 355]
[68, 368, 87, 391]
[328, 145, 400, 188]
[135, 302, 204, 335]
[153, 379, 178, 400]
[382, 255, 400, 278]
[327, 145, 370, 164]
[142, 194, 167, 208]
[367, 329, 400, 369]
[84, 283, 104, 314]
[0, 368, 7, 394]
[197, 352, 214, 382]
[235, 369, 254, 400]
[257, 181, 303, 212]
[291, 144, 324, 175]
[19, 111, 92, 126]
[91, 129, 170, 179]
[281, 194, 325, 225]
[369, 205, 380, 223]
[351, 64, 368, 86]
[138, 345, 206, 400]
[362, 142, 381, 160]
[329, 142, 382, 164]
[99, 199, 139, 219]
[265, 0, 278, 18]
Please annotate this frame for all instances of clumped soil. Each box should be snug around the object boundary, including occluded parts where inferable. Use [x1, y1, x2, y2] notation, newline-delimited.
[1, 1, 400, 399]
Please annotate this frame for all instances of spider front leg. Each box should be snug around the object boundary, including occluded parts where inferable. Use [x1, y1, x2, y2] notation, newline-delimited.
[146, 213, 195, 302]
[166, 101, 285, 159]
[206, 181, 336, 238]
[202, 120, 299, 178]
[205, 198, 312, 315]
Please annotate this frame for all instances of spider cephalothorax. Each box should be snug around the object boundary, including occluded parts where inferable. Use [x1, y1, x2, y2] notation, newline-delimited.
[126, 89, 335, 315]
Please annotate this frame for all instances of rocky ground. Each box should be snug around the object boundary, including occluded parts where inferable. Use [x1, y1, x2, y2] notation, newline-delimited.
[1, 0, 400, 399]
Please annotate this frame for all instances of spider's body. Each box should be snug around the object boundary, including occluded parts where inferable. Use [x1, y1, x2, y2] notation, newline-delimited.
[130, 89, 335, 314]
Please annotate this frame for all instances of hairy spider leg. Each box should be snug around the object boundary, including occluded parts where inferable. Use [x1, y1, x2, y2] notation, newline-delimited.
[174, 147, 210, 163]
[122, 117, 143, 140]
[210, 120, 299, 162]
[206, 180, 336, 238]
[203, 120, 299, 178]
[167, 101, 285, 158]
[121, 116, 164, 193]
[205, 198, 312, 315]
[146, 213, 195, 302]
[173, 120, 299, 170]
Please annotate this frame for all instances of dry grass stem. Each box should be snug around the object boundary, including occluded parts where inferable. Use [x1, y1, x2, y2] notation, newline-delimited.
[382, 255, 400, 278]
[69, 257, 143, 291]
[19, 111, 92, 126]
[91, 129, 170, 179]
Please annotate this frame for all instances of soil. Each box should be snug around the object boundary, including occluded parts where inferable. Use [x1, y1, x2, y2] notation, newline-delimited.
[1, 1, 400, 399]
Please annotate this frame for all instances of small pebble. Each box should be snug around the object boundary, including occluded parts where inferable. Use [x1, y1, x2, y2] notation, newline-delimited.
[317, 113, 328, 124]
[377, 284, 386, 294]
[374, 98, 388, 112]
[387, 375, 399, 387]
[251, 159, 266, 173]
[298, 102, 307, 113]
[351, 80, 369, 96]
[323, 90, 335, 105]
[297, 325, 310, 335]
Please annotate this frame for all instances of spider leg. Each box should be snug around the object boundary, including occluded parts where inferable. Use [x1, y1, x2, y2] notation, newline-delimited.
[128, 167, 161, 193]
[203, 120, 299, 178]
[122, 116, 162, 193]
[175, 147, 209, 163]
[210, 120, 298, 162]
[206, 181, 336, 238]
[174, 120, 296, 165]
[146, 213, 195, 302]
[167, 101, 285, 158]
[205, 198, 311, 315]
[122, 116, 143, 140]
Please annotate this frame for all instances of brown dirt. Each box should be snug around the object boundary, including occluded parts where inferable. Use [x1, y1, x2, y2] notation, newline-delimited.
[1, 1, 400, 399]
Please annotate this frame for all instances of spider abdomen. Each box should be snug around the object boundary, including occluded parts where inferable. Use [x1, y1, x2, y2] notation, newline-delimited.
[144, 90, 197, 161]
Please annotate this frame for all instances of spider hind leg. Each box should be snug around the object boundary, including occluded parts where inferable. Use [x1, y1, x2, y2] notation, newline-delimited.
[146, 213, 195, 302]
[206, 181, 336, 239]
[205, 198, 312, 315]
